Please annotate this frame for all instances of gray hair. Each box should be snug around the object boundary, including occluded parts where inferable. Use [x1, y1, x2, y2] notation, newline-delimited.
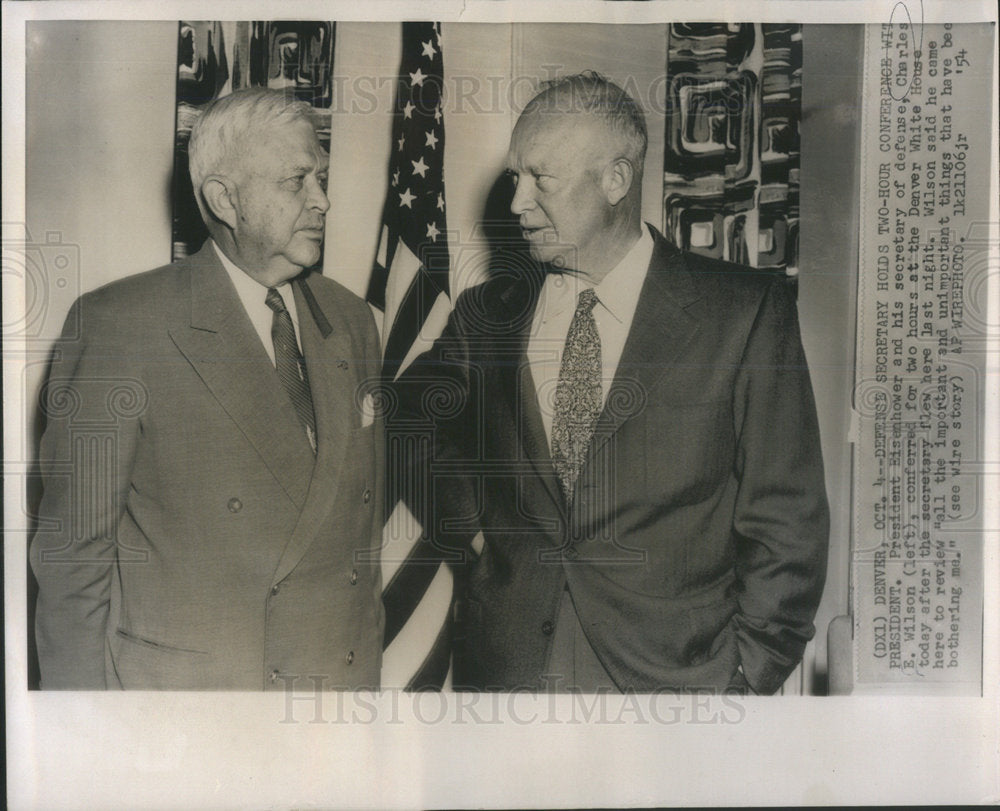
[188, 88, 317, 211]
[524, 71, 648, 172]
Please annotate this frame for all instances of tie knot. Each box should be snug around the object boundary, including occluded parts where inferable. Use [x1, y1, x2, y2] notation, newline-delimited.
[265, 287, 287, 314]
[578, 287, 599, 313]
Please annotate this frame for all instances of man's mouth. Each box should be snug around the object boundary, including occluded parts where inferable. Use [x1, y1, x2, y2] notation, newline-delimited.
[521, 226, 550, 240]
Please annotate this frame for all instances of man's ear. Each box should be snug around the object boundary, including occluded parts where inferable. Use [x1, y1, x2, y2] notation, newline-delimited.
[603, 157, 635, 206]
[201, 175, 240, 230]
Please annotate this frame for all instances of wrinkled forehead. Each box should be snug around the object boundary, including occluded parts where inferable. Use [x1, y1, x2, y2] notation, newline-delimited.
[235, 119, 329, 173]
[507, 107, 611, 169]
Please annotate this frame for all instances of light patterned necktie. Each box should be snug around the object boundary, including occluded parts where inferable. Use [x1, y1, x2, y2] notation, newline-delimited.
[551, 287, 602, 500]
[265, 287, 317, 454]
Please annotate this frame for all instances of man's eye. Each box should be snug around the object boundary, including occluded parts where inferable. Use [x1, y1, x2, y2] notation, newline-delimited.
[284, 176, 304, 190]
[317, 176, 329, 191]
[504, 170, 518, 188]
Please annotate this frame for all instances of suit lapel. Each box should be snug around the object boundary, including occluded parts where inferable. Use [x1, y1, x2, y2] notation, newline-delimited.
[270, 274, 358, 585]
[589, 231, 703, 459]
[497, 276, 567, 515]
[500, 233, 704, 511]
[168, 245, 315, 508]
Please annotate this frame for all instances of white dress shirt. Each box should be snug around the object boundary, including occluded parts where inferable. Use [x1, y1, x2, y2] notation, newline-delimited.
[527, 225, 654, 446]
[213, 241, 302, 367]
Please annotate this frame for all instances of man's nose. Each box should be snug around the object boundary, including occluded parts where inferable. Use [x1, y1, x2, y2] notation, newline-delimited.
[308, 176, 331, 214]
[509, 178, 534, 217]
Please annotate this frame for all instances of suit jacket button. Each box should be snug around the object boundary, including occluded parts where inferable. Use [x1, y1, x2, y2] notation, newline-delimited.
[541, 620, 554, 636]
[362, 489, 371, 504]
[228, 498, 242, 513]
[350, 569, 359, 585]
[271, 584, 280, 596]
[346, 650, 354, 665]
[269, 668, 279, 682]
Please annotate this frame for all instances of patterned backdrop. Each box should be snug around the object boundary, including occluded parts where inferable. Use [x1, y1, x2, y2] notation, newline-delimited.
[172, 21, 336, 260]
[663, 23, 801, 275]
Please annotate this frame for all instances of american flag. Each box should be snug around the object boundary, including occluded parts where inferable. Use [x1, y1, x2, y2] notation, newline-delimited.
[369, 21, 455, 690]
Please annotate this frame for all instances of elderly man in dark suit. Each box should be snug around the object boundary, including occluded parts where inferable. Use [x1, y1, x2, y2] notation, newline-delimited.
[31, 88, 384, 690]
[391, 72, 828, 694]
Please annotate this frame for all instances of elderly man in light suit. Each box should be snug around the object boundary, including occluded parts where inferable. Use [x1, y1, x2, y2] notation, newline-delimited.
[31, 88, 384, 690]
[391, 72, 829, 694]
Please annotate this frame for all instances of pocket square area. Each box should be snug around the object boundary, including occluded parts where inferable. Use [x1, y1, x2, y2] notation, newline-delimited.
[361, 393, 376, 428]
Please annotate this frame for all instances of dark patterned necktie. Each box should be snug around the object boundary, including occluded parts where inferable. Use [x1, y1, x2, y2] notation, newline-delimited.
[265, 287, 317, 454]
[551, 287, 602, 500]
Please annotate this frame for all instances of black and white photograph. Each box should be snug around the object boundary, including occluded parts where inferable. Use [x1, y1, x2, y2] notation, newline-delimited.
[3, 0, 998, 807]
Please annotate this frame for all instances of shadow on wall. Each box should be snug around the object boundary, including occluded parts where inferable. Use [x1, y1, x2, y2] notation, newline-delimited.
[480, 171, 544, 285]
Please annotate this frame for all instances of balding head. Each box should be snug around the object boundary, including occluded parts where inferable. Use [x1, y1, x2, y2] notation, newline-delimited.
[520, 71, 648, 179]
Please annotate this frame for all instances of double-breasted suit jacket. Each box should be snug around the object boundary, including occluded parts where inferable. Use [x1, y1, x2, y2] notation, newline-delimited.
[392, 226, 829, 694]
[31, 243, 384, 690]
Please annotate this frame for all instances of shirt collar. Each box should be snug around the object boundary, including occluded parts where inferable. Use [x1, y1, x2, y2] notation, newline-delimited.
[539, 225, 655, 321]
[592, 225, 654, 323]
[212, 240, 297, 315]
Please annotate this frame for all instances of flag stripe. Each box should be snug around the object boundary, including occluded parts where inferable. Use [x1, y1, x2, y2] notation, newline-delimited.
[381, 553, 453, 688]
[382, 535, 452, 647]
[366, 257, 390, 312]
[406, 611, 453, 690]
[382, 265, 444, 382]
